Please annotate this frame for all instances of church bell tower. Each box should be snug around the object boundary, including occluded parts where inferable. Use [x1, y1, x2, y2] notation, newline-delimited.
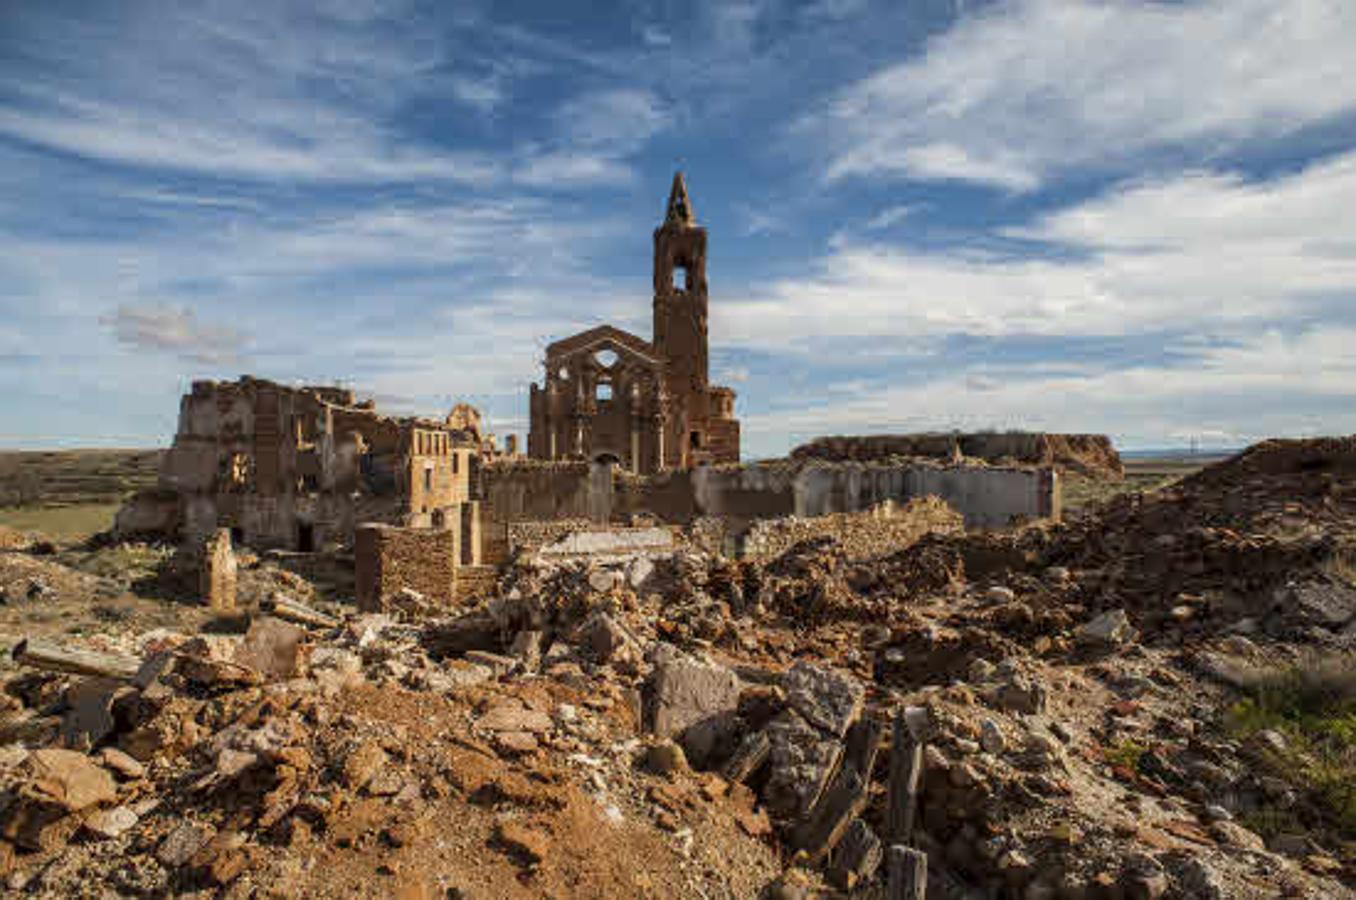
[652, 172, 710, 467]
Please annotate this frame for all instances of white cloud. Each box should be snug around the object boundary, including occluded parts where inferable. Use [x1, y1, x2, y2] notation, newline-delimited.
[799, 0, 1356, 189]
[449, 74, 506, 113]
[553, 88, 671, 153]
[864, 204, 918, 230]
[102, 305, 248, 363]
[716, 151, 1356, 348]
[743, 327, 1356, 454]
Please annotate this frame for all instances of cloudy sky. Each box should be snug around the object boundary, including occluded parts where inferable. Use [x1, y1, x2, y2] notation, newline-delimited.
[2, 0, 1355, 457]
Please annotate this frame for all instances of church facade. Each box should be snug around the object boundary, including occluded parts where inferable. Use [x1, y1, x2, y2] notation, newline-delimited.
[527, 173, 740, 473]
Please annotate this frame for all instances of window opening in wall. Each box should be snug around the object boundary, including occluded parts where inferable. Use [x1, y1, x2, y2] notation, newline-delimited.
[595, 348, 618, 368]
[423, 466, 432, 492]
[557, 366, 570, 380]
[596, 382, 613, 401]
[296, 522, 314, 552]
[452, 453, 459, 474]
[690, 430, 702, 450]
[230, 526, 244, 545]
[672, 265, 687, 290]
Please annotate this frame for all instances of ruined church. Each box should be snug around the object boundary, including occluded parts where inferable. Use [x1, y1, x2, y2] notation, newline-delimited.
[527, 173, 741, 473]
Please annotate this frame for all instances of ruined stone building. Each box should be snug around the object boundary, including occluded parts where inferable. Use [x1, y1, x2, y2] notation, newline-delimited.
[527, 173, 741, 473]
[116, 376, 485, 551]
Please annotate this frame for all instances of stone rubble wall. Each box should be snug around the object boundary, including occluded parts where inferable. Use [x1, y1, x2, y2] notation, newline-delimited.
[354, 523, 458, 612]
[738, 497, 964, 562]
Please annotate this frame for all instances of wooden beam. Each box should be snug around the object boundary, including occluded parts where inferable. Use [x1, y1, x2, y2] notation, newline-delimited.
[886, 708, 925, 844]
[11, 638, 140, 680]
[885, 844, 927, 900]
[263, 595, 339, 629]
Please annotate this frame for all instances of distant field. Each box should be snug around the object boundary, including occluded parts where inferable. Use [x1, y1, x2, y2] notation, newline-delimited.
[1062, 453, 1231, 514]
[0, 449, 162, 539]
[0, 503, 123, 539]
[0, 448, 162, 507]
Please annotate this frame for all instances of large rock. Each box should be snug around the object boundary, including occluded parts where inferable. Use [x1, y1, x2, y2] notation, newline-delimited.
[235, 616, 307, 680]
[645, 650, 741, 764]
[781, 661, 864, 739]
[762, 710, 842, 821]
[22, 749, 117, 811]
[580, 612, 641, 668]
[1076, 609, 1137, 647]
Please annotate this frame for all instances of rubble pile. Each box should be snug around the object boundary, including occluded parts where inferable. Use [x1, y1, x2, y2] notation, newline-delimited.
[0, 437, 1353, 896]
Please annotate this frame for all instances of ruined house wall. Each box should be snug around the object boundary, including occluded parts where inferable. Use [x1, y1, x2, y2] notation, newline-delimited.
[119, 376, 481, 551]
[354, 523, 458, 612]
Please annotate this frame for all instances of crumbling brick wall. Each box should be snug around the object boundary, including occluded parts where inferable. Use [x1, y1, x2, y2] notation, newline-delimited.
[354, 524, 457, 612]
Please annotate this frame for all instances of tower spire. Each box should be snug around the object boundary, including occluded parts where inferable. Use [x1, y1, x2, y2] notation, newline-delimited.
[665, 171, 695, 226]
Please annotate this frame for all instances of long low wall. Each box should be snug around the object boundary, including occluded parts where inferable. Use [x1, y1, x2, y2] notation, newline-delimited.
[481, 459, 1059, 546]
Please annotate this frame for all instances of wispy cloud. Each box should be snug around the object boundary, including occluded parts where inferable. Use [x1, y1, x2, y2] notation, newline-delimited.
[797, 0, 1356, 189]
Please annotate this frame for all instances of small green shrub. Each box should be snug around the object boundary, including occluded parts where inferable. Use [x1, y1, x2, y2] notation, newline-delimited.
[1103, 739, 1147, 771]
[1225, 654, 1356, 841]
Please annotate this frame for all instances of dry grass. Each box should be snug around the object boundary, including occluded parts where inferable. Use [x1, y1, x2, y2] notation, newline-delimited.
[0, 503, 122, 540]
[1061, 455, 1226, 515]
[1226, 653, 1356, 843]
[0, 449, 160, 507]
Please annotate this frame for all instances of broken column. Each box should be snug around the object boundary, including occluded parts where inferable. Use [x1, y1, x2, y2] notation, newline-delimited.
[199, 528, 237, 612]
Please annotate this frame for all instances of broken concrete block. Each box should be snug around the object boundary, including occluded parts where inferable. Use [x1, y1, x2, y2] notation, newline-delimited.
[97, 747, 145, 780]
[478, 705, 553, 734]
[83, 805, 139, 840]
[580, 612, 640, 667]
[829, 818, 882, 890]
[509, 630, 544, 671]
[441, 660, 494, 690]
[627, 557, 655, 589]
[644, 739, 688, 775]
[235, 616, 307, 680]
[22, 748, 117, 812]
[1076, 609, 1137, 647]
[762, 710, 843, 821]
[464, 650, 517, 677]
[342, 740, 389, 792]
[175, 636, 262, 688]
[587, 569, 621, 593]
[781, 661, 864, 739]
[646, 650, 740, 739]
[158, 820, 216, 867]
[59, 678, 125, 751]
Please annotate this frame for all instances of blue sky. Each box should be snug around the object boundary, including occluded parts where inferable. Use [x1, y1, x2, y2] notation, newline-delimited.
[2, 0, 1356, 457]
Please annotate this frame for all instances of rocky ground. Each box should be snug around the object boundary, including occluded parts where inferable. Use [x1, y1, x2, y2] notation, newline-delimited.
[0, 438, 1352, 898]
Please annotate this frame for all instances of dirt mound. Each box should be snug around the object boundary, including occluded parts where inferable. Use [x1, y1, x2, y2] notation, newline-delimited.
[791, 432, 1124, 479]
[1042, 438, 1356, 642]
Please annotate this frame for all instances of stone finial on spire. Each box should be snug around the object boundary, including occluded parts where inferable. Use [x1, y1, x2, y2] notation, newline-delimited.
[665, 171, 695, 226]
